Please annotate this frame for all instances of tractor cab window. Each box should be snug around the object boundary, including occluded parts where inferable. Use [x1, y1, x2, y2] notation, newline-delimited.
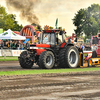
[51, 33, 55, 45]
[42, 33, 55, 45]
[56, 33, 63, 44]
[43, 33, 50, 44]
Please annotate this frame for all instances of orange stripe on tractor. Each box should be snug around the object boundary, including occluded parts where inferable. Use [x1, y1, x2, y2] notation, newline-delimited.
[36, 44, 50, 48]
[36, 49, 46, 55]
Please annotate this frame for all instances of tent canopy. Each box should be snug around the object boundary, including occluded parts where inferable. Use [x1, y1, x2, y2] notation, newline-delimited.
[0, 29, 26, 40]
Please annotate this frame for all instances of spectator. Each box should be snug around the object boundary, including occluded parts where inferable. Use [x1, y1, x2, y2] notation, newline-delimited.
[1, 40, 4, 48]
[14, 41, 19, 49]
[82, 44, 85, 50]
[10, 41, 15, 49]
[20, 42, 24, 50]
[26, 41, 30, 49]
[92, 44, 96, 51]
[7, 41, 10, 48]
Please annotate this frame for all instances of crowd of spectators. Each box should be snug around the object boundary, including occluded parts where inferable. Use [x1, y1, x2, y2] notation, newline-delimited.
[75, 43, 98, 51]
[0, 39, 98, 51]
[75, 43, 92, 51]
[91, 44, 98, 51]
[0, 40, 30, 50]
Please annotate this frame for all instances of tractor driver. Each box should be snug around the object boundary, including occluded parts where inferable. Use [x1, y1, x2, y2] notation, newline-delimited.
[43, 34, 50, 44]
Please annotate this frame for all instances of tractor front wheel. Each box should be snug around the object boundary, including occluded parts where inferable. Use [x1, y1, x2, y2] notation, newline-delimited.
[39, 51, 55, 69]
[19, 51, 33, 69]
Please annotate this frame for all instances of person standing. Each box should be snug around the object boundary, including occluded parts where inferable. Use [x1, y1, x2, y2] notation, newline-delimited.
[20, 42, 24, 50]
[1, 40, 4, 49]
[82, 44, 85, 50]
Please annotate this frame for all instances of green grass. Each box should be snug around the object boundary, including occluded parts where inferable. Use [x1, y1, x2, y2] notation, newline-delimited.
[0, 56, 18, 61]
[1, 67, 100, 76]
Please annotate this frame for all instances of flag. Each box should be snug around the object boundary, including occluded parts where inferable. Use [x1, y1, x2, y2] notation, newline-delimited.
[55, 18, 58, 29]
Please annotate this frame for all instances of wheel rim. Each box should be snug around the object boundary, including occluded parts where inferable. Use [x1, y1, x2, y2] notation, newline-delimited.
[26, 58, 32, 65]
[68, 49, 78, 67]
[22, 53, 32, 65]
[46, 55, 53, 66]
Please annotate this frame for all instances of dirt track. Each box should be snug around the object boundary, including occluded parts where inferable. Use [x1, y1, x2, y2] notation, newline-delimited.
[0, 61, 39, 71]
[0, 61, 100, 100]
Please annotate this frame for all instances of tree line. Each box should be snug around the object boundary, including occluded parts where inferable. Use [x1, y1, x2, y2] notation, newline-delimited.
[0, 5, 23, 31]
[73, 4, 100, 38]
[0, 3, 100, 38]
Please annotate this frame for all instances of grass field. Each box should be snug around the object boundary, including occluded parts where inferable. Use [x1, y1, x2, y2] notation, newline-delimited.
[0, 56, 18, 61]
[0, 67, 100, 76]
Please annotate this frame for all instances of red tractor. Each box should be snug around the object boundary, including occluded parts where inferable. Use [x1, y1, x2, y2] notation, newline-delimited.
[18, 26, 80, 69]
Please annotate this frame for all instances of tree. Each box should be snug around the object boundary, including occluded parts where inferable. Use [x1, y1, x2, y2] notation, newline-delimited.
[73, 4, 100, 38]
[0, 5, 23, 31]
[50, 26, 53, 29]
[73, 9, 86, 36]
[31, 23, 42, 30]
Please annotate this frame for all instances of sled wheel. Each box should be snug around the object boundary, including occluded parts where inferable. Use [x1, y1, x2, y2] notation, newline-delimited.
[88, 58, 93, 67]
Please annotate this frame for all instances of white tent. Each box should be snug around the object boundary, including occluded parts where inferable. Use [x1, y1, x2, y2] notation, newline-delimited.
[0, 29, 26, 40]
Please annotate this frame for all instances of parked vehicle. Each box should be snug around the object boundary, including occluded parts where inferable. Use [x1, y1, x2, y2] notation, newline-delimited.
[88, 33, 100, 67]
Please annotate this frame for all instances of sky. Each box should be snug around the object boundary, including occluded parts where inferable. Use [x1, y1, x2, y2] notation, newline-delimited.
[0, 0, 100, 36]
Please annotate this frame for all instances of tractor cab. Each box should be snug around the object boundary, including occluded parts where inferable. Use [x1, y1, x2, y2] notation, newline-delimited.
[39, 26, 66, 46]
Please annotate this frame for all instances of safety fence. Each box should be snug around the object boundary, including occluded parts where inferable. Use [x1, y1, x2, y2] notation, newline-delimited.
[0, 49, 25, 56]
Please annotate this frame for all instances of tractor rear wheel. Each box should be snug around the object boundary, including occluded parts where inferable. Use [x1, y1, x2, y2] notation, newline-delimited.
[19, 51, 33, 69]
[59, 48, 67, 68]
[39, 51, 55, 69]
[65, 46, 79, 68]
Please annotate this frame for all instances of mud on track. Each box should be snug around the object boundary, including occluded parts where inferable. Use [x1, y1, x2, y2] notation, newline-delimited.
[1, 61, 100, 100]
[1, 71, 100, 100]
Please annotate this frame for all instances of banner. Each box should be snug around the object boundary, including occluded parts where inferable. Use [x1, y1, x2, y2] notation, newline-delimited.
[12, 50, 21, 56]
[0, 49, 26, 56]
[12, 50, 26, 56]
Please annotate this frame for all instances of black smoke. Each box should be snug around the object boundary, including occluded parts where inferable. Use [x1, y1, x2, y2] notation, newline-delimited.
[5, 0, 40, 25]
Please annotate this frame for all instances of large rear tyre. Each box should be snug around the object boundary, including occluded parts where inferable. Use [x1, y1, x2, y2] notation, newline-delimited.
[59, 48, 67, 68]
[39, 51, 55, 69]
[65, 46, 79, 68]
[19, 51, 33, 69]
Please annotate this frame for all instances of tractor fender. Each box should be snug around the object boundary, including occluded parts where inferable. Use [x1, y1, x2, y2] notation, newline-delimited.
[60, 43, 74, 48]
[64, 43, 74, 48]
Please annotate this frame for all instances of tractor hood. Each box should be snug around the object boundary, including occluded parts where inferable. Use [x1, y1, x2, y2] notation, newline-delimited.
[29, 44, 50, 49]
[36, 44, 50, 48]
